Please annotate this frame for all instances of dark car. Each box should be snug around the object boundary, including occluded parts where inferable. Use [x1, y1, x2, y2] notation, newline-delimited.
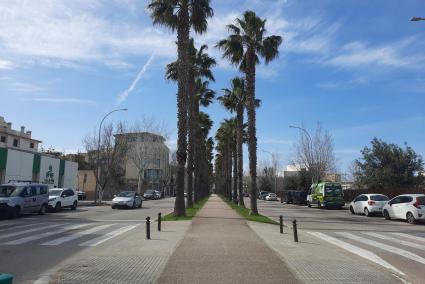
[77, 191, 86, 200]
[258, 191, 269, 200]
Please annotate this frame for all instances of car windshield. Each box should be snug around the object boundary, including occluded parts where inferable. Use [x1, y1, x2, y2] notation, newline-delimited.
[0, 185, 24, 197]
[324, 184, 342, 196]
[118, 192, 134, 197]
[145, 190, 155, 194]
[416, 196, 425, 205]
[49, 189, 63, 196]
[370, 195, 389, 201]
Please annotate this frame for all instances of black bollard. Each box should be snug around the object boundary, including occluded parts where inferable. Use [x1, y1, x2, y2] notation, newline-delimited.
[158, 212, 162, 231]
[292, 220, 298, 242]
[146, 217, 151, 239]
[279, 215, 283, 234]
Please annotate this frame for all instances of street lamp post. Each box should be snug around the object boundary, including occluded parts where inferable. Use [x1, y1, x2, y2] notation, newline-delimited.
[289, 125, 316, 183]
[262, 150, 278, 193]
[95, 108, 128, 204]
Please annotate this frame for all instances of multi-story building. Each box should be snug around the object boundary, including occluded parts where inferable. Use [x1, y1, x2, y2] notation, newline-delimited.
[0, 116, 41, 152]
[115, 132, 170, 192]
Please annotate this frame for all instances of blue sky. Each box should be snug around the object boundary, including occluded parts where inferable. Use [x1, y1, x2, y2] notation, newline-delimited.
[0, 0, 424, 176]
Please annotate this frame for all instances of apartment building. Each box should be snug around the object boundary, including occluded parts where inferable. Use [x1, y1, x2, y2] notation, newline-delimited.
[0, 116, 41, 152]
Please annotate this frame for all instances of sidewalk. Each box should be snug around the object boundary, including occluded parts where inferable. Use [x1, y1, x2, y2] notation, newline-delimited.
[158, 195, 299, 284]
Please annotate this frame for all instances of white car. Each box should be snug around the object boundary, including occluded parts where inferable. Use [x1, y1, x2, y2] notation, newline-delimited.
[112, 191, 142, 209]
[383, 194, 425, 224]
[349, 194, 389, 217]
[265, 193, 278, 201]
[48, 188, 78, 212]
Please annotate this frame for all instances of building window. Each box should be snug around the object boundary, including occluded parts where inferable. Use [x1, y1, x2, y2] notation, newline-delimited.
[0, 136, 5, 143]
[13, 139, 18, 147]
[30, 142, 35, 149]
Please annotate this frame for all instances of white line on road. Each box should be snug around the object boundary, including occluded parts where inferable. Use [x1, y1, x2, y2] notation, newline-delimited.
[336, 232, 425, 265]
[0, 223, 63, 240]
[0, 223, 39, 231]
[362, 232, 425, 251]
[3, 224, 89, 245]
[79, 225, 138, 247]
[41, 224, 115, 245]
[308, 231, 404, 276]
[390, 232, 425, 243]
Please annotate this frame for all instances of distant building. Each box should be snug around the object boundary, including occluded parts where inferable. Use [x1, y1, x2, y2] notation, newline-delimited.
[324, 173, 342, 182]
[0, 116, 41, 152]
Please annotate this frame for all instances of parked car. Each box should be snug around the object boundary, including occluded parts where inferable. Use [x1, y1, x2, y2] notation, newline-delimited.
[48, 188, 78, 212]
[143, 190, 156, 200]
[307, 182, 345, 209]
[112, 191, 142, 209]
[76, 191, 86, 200]
[349, 194, 389, 216]
[155, 190, 163, 199]
[383, 194, 425, 224]
[265, 193, 278, 201]
[0, 183, 49, 218]
[258, 191, 269, 200]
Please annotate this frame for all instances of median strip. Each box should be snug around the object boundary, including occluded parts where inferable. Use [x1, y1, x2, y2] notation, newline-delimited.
[161, 196, 210, 221]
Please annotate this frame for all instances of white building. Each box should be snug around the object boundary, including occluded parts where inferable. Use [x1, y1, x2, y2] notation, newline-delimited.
[0, 116, 41, 152]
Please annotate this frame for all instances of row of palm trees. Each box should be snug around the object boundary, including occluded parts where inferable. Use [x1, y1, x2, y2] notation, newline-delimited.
[148, 1, 282, 216]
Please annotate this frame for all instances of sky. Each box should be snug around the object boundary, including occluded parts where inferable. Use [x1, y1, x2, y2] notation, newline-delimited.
[0, 0, 424, 177]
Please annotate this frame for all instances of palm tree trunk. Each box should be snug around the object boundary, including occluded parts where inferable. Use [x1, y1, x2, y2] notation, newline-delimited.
[186, 72, 195, 208]
[174, 1, 190, 217]
[237, 106, 245, 207]
[227, 146, 232, 200]
[193, 101, 200, 203]
[246, 50, 258, 215]
[232, 142, 238, 203]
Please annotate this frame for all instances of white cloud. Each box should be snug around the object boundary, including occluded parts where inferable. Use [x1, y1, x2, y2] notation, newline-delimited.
[25, 97, 95, 105]
[117, 53, 155, 104]
[258, 138, 293, 145]
[0, 59, 14, 69]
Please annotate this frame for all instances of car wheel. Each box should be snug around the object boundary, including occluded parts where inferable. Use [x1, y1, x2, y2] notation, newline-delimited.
[71, 201, 78, 210]
[138, 202, 142, 208]
[364, 208, 370, 217]
[349, 206, 355, 215]
[54, 202, 61, 212]
[307, 202, 311, 208]
[383, 210, 391, 220]
[11, 206, 20, 218]
[111, 205, 116, 209]
[132, 201, 136, 209]
[407, 212, 416, 224]
[39, 204, 46, 215]
[318, 201, 322, 209]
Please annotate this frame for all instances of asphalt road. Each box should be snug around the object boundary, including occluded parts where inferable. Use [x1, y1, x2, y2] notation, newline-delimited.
[247, 197, 425, 283]
[0, 197, 175, 283]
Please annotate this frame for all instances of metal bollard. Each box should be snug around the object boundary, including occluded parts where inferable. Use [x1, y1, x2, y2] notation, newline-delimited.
[146, 217, 151, 239]
[158, 212, 162, 231]
[279, 215, 283, 234]
[292, 220, 298, 242]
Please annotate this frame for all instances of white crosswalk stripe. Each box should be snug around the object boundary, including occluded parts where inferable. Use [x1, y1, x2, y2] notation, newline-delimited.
[0, 223, 39, 232]
[41, 224, 115, 246]
[3, 224, 89, 245]
[308, 231, 404, 276]
[390, 232, 425, 243]
[79, 225, 138, 247]
[362, 232, 425, 251]
[0, 223, 63, 240]
[335, 232, 425, 265]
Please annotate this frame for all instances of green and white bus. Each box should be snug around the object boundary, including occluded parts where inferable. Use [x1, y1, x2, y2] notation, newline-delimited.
[307, 182, 344, 209]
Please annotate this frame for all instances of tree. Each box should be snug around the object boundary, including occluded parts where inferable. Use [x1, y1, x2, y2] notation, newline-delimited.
[148, 0, 213, 216]
[217, 11, 282, 215]
[83, 122, 128, 202]
[354, 138, 424, 190]
[292, 124, 336, 183]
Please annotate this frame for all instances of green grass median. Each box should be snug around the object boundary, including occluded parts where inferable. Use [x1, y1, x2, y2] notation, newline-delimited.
[161, 196, 209, 221]
[221, 196, 278, 225]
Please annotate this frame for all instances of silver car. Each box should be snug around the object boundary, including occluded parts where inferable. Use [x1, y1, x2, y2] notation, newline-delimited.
[112, 191, 142, 209]
[0, 183, 49, 218]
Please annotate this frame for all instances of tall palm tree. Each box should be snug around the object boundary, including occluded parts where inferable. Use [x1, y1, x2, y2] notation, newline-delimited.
[217, 11, 282, 215]
[149, 0, 213, 216]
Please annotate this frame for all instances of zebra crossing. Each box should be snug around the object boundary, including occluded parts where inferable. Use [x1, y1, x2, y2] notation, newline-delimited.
[0, 222, 139, 247]
[308, 230, 425, 278]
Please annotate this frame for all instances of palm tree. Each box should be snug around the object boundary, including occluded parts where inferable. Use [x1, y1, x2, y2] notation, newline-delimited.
[149, 0, 213, 216]
[217, 11, 282, 215]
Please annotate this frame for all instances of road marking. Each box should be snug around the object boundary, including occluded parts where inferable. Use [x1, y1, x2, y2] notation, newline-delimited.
[390, 232, 425, 243]
[308, 232, 404, 276]
[0, 223, 63, 240]
[41, 224, 115, 245]
[3, 224, 89, 245]
[363, 232, 425, 251]
[336, 232, 425, 265]
[79, 225, 138, 247]
[0, 223, 39, 231]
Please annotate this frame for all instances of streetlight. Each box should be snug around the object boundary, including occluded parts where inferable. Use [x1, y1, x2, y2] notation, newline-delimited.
[262, 150, 278, 193]
[411, 17, 425, 22]
[289, 125, 315, 183]
[95, 108, 128, 204]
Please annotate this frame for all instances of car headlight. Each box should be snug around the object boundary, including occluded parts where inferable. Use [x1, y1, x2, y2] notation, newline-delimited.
[49, 198, 56, 202]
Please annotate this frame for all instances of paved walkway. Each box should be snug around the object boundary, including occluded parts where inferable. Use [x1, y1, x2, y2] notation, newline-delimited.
[158, 195, 299, 284]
